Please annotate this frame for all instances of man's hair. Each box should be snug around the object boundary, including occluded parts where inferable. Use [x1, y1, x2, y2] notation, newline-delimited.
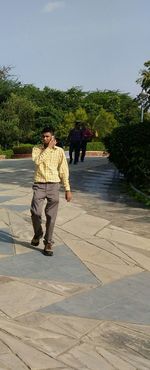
[41, 126, 54, 135]
[75, 121, 81, 127]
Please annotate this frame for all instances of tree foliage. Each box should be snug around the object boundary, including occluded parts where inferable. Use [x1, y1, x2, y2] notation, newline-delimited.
[136, 60, 150, 110]
[102, 60, 150, 194]
[94, 108, 118, 139]
[0, 66, 20, 104]
[55, 112, 75, 143]
[0, 66, 142, 149]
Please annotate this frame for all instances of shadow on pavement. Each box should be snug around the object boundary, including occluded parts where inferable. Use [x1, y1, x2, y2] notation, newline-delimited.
[0, 230, 43, 253]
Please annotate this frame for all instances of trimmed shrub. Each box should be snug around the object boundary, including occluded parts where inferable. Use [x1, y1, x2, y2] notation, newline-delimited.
[3, 149, 14, 158]
[0, 148, 14, 158]
[87, 141, 105, 151]
[103, 121, 150, 189]
[13, 144, 33, 154]
[64, 141, 105, 151]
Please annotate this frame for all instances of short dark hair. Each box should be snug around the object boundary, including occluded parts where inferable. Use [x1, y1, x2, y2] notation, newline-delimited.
[75, 121, 81, 127]
[41, 126, 54, 135]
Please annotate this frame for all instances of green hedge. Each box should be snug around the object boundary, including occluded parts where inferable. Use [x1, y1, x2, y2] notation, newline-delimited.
[103, 121, 150, 191]
[86, 141, 105, 151]
[0, 149, 14, 158]
[64, 141, 105, 151]
[4, 149, 14, 158]
[13, 144, 34, 154]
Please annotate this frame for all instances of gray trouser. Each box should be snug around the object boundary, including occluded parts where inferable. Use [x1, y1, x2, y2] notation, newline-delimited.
[30, 183, 59, 243]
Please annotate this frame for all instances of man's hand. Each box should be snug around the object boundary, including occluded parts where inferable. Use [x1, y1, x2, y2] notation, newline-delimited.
[48, 136, 55, 148]
[65, 191, 72, 202]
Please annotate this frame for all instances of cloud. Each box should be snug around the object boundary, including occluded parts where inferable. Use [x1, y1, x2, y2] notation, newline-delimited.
[43, 1, 65, 13]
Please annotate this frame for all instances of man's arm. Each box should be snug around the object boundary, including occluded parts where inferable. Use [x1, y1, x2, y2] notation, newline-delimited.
[32, 146, 50, 165]
[58, 150, 72, 201]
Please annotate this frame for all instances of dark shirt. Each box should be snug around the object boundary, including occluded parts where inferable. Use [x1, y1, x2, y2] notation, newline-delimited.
[68, 128, 82, 143]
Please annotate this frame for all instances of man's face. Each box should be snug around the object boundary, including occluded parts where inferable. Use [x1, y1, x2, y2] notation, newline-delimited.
[42, 132, 53, 147]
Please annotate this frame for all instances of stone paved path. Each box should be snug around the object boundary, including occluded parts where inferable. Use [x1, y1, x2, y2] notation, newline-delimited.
[0, 157, 150, 370]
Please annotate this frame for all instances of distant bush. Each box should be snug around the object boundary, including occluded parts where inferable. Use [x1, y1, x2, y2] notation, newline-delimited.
[13, 144, 33, 154]
[87, 141, 105, 151]
[0, 148, 14, 158]
[64, 142, 105, 151]
[3, 149, 14, 158]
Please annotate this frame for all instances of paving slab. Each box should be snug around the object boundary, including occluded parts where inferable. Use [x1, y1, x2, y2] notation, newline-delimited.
[17, 313, 100, 339]
[0, 353, 29, 370]
[0, 208, 10, 224]
[54, 230, 144, 283]
[0, 195, 15, 203]
[115, 243, 150, 271]
[60, 213, 110, 238]
[59, 342, 114, 370]
[40, 272, 150, 324]
[97, 226, 150, 250]
[0, 280, 64, 318]
[12, 277, 97, 297]
[0, 245, 99, 284]
[0, 228, 14, 255]
[0, 331, 65, 369]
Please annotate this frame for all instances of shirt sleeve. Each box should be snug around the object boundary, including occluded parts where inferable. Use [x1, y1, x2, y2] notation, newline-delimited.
[32, 146, 50, 165]
[58, 150, 70, 191]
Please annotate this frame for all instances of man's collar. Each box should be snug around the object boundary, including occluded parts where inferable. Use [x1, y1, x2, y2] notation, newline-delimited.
[40, 145, 57, 150]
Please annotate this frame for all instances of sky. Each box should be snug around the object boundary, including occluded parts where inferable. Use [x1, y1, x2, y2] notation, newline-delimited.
[0, 0, 150, 97]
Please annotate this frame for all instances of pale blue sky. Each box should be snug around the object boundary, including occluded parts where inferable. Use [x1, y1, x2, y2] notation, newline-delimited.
[0, 0, 149, 96]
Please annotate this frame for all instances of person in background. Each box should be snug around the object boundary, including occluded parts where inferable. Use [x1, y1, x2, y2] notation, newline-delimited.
[55, 137, 63, 148]
[30, 126, 72, 256]
[80, 122, 93, 162]
[67, 121, 82, 164]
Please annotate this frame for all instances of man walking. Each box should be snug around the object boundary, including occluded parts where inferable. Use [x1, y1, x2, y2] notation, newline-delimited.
[68, 121, 82, 164]
[30, 126, 72, 256]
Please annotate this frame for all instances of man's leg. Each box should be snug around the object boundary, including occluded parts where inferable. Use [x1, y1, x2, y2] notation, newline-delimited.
[69, 143, 74, 164]
[30, 184, 45, 245]
[74, 142, 80, 164]
[44, 183, 59, 254]
[81, 140, 87, 162]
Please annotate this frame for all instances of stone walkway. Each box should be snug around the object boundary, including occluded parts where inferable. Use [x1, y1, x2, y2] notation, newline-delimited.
[0, 158, 150, 370]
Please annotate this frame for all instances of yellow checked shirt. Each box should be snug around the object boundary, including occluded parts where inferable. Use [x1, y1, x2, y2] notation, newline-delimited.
[32, 145, 70, 191]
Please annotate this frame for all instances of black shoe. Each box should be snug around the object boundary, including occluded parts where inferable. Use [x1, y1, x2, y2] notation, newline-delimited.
[31, 233, 43, 246]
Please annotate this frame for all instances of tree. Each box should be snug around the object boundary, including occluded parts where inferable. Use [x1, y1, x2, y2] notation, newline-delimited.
[18, 84, 42, 105]
[0, 119, 21, 148]
[43, 87, 68, 111]
[136, 60, 150, 110]
[119, 93, 140, 125]
[66, 87, 86, 110]
[94, 108, 118, 139]
[0, 93, 37, 146]
[55, 112, 75, 143]
[75, 107, 88, 122]
[0, 66, 20, 104]
[83, 90, 140, 125]
[12, 94, 38, 141]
